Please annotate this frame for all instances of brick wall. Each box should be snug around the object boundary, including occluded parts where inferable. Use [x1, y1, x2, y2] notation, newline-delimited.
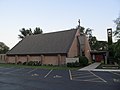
[0, 54, 6, 63]
[84, 35, 92, 63]
[68, 29, 80, 57]
[7, 56, 16, 63]
[43, 56, 58, 65]
[29, 56, 41, 62]
[7, 55, 66, 65]
[18, 56, 27, 63]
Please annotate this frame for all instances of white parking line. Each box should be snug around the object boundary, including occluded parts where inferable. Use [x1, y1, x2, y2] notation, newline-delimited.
[74, 79, 105, 82]
[89, 71, 107, 83]
[44, 69, 53, 78]
[27, 68, 37, 74]
[72, 73, 91, 77]
[5, 68, 24, 74]
[109, 71, 120, 76]
[69, 70, 72, 80]
[74, 75, 94, 79]
[86, 78, 102, 81]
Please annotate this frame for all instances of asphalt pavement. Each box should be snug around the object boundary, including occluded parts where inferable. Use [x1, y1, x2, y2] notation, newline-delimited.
[0, 67, 120, 90]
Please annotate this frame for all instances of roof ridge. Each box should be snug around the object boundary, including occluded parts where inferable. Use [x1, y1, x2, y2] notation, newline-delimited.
[28, 28, 77, 37]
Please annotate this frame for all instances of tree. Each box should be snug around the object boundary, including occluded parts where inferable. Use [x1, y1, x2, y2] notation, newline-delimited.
[33, 27, 43, 35]
[18, 28, 32, 39]
[112, 15, 120, 63]
[80, 26, 85, 34]
[114, 40, 120, 59]
[18, 27, 43, 39]
[0, 42, 9, 54]
[85, 28, 93, 41]
[113, 15, 120, 40]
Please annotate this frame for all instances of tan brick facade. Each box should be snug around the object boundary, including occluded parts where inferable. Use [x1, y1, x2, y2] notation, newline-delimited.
[6, 29, 92, 65]
[68, 29, 80, 57]
[84, 35, 92, 63]
[7, 55, 66, 65]
[7, 56, 16, 63]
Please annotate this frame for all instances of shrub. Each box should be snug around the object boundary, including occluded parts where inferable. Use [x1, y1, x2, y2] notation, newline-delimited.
[27, 61, 34, 66]
[79, 56, 88, 66]
[27, 61, 41, 66]
[67, 61, 80, 67]
[67, 62, 72, 67]
[23, 62, 27, 65]
[48, 64, 53, 66]
[33, 61, 41, 66]
[17, 61, 22, 65]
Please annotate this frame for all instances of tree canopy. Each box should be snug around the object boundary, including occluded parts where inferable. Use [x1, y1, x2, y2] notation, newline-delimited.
[18, 27, 43, 39]
[79, 26, 108, 51]
[33, 27, 43, 35]
[0, 42, 9, 54]
[113, 15, 120, 40]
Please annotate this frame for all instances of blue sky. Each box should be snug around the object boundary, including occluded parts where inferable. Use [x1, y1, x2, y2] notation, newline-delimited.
[0, 0, 120, 48]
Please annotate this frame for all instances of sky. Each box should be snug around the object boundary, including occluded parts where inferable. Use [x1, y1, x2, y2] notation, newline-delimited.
[0, 0, 120, 49]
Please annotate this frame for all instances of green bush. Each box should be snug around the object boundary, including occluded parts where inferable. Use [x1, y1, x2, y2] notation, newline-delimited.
[27, 61, 34, 66]
[79, 56, 88, 66]
[23, 62, 27, 65]
[27, 61, 41, 66]
[67, 61, 80, 67]
[33, 61, 41, 66]
[17, 61, 22, 65]
[48, 64, 53, 66]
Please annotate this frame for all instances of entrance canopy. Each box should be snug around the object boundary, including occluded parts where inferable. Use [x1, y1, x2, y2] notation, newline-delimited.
[90, 51, 108, 63]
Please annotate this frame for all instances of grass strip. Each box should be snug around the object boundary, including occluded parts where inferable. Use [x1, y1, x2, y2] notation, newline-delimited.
[0, 63, 80, 70]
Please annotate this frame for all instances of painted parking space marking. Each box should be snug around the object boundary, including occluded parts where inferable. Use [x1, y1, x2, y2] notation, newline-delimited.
[53, 75, 62, 78]
[89, 71, 107, 82]
[71, 70, 107, 83]
[44, 69, 70, 80]
[27, 68, 37, 74]
[74, 78, 105, 82]
[26, 69, 50, 78]
[5, 68, 24, 74]
[74, 75, 95, 79]
[69, 70, 72, 80]
[44, 69, 53, 78]
[72, 73, 91, 77]
[110, 71, 120, 76]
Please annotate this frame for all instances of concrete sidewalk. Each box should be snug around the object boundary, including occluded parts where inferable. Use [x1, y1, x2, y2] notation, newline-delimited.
[79, 62, 120, 72]
[79, 62, 101, 71]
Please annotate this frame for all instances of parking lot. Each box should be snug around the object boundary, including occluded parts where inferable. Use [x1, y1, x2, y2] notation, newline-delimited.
[0, 67, 120, 90]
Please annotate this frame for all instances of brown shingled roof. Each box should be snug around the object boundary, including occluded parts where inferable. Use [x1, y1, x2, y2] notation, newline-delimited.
[7, 29, 77, 55]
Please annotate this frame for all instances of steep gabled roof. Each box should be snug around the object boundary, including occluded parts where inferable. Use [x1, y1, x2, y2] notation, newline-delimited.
[7, 29, 77, 55]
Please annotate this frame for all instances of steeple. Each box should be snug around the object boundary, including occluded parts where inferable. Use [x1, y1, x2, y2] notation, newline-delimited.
[78, 19, 80, 28]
